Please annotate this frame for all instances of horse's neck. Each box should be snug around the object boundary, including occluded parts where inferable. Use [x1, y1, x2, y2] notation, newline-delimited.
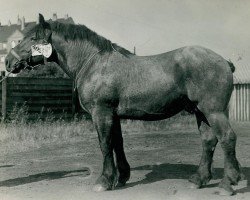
[52, 35, 100, 78]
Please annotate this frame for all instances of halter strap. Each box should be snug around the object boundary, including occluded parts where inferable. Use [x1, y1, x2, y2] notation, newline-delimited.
[10, 49, 22, 61]
[111, 43, 123, 56]
[74, 50, 102, 91]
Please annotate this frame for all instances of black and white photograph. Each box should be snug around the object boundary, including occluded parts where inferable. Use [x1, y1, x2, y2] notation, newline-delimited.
[0, 0, 249, 199]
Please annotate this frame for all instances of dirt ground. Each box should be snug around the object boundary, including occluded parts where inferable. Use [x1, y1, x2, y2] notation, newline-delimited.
[0, 122, 249, 200]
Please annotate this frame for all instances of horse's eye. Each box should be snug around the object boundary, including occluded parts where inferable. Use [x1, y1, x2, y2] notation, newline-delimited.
[42, 40, 48, 45]
[31, 37, 37, 41]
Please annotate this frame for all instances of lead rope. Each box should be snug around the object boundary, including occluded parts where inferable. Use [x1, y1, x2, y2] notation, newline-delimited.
[0, 69, 16, 83]
[0, 64, 30, 83]
[74, 50, 102, 91]
[0, 48, 27, 83]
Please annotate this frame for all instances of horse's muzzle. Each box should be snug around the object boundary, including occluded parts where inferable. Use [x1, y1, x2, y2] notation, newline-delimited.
[5, 57, 28, 74]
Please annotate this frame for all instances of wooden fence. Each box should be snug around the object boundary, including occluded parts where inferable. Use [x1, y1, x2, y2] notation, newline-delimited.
[0, 71, 77, 120]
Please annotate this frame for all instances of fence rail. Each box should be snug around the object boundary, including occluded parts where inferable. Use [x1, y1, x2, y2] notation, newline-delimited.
[0, 71, 76, 120]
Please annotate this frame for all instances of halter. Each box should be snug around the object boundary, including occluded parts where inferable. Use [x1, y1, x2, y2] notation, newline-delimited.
[10, 49, 22, 61]
[74, 49, 102, 91]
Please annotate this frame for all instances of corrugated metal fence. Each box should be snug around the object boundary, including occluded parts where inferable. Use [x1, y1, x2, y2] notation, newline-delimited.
[229, 84, 250, 121]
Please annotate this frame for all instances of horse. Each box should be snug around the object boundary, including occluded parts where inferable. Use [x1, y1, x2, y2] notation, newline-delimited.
[5, 14, 243, 195]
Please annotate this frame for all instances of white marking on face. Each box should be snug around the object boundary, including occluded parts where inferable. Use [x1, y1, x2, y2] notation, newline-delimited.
[31, 43, 52, 58]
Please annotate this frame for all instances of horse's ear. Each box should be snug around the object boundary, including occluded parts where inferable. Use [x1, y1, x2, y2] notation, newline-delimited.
[38, 13, 45, 25]
[36, 13, 51, 40]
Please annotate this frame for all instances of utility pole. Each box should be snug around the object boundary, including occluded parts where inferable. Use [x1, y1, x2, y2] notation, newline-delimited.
[134, 46, 136, 55]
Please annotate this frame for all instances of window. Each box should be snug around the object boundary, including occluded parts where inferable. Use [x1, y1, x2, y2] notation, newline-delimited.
[3, 43, 7, 49]
[0, 56, 5, 63]
[11, 41, 16, 48]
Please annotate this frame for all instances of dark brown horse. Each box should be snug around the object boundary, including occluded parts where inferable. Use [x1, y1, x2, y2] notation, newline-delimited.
[5, 14, 243, 195]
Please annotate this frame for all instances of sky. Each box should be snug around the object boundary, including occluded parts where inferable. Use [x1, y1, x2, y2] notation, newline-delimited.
[0, 0, 250, 66]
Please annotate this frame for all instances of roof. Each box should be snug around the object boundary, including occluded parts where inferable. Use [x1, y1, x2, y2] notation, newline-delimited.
[0, 24, 21, 42]
[48, 17, 74, 24]
[0, 17, 74, 42]
[0, 49, 7, 54]
[233, 62, 250, 84]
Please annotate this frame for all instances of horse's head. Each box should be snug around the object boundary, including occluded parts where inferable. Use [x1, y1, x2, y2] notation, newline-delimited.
[5, 14, 53, 74]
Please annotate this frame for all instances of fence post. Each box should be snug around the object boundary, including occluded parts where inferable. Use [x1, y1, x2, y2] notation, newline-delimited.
[1, 71, 7, 120]
[72, 80, 76, 118]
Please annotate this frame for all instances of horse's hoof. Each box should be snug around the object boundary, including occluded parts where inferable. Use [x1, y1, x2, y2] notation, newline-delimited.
[189, 182, 201, 189]
[188, 174, 202, 189]
[217, 181, 235, 196]
[214, 188, 235, 196]
[93, 184, 107, 192]
[240, 173, 245, 181]
[116, 181, 126, 188]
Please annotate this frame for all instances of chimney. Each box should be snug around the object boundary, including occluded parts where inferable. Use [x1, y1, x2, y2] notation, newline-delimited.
[36, 14, 39, 24]
[17, 15, 21, 25]
[21, 16, 25, 30]
[8, 20, 11, 26]
[64, 14, 69, 19]
[52, 13, 57, 21]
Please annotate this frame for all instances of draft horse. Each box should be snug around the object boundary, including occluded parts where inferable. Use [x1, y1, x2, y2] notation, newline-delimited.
[5, 14, 243, 195]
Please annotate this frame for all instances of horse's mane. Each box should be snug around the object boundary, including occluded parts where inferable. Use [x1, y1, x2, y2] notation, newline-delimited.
[28, 21, 133, 56]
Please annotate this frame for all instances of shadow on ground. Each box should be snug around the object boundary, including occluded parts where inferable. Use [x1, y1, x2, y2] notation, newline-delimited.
[0, 165, 15, 168]
[126, 163, 250, 193]
[0, 168, 90, 187]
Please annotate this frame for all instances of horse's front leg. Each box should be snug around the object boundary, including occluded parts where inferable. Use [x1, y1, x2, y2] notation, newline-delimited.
[92, 105, 117, 192]
[112, 115, 130, 187]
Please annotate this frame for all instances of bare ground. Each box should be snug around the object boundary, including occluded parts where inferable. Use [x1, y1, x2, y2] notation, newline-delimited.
[0, 122, 249, 200]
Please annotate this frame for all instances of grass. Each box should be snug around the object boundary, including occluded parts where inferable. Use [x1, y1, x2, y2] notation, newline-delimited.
[121, 113, 196, 134]
[0, 105, 197, 153]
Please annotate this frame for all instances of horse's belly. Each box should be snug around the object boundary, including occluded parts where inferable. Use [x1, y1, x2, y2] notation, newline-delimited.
[117, 96, 185, 121]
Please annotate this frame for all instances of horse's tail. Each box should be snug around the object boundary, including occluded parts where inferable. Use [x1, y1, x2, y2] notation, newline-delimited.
[227, 60, 235, 73]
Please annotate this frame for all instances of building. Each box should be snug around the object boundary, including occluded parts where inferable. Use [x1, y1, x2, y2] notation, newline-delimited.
[229, 62, 250, 121]
[0, 13, 74, 72]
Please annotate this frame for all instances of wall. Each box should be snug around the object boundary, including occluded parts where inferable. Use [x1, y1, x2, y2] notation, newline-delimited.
[7, 30, 24, 52]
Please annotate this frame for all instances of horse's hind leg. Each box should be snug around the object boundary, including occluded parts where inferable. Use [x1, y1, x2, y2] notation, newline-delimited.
[190, 112, 243, 195]
[189, 122, 218, 188]
[112, 116, 130, 187]
[208, 112, 243, 195]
